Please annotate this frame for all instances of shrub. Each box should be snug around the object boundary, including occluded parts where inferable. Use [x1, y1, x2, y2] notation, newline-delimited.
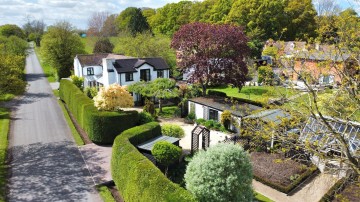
[137, 112, 155, 125]
[152, 141, 182, 175]
[185, 143, 253, 202]
[59, 79, 138, 144]
[186, 112, 196, 122]
[70, 75, 84, 91]
[195, 118, 206, 125]
[161, 124, 185, 138]
[93, 38, 114, 53]
[143, 98, 156, 116]
[111, 122, 196, 202]
[93, 84, 134, 111]
[220, 110, 231, 129]
[258, 65, 274, 85]
[84, 87, 98, 99]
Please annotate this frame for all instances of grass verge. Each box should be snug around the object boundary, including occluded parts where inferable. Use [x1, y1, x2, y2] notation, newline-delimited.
[53, 90, 84, 146]
[0, 107, 10, 202]
[0, 94, 15, 102]
[34, 47, 57, 82]
[96, 185, 116, 202]
[254, 191, 274, 202]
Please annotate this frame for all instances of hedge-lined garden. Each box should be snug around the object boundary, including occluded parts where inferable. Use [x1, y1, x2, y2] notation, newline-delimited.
[59, 79, 138, 144]
[111, 122, 196, 202]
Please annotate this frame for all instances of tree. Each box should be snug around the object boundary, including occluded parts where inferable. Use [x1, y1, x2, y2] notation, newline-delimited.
[151, 141, 182, 176]
[128, 8, 151, 36]
[171, 22, 250, 95]
[93, 83, 134, 111]
[115, 7, 150, 36]
[127, 78, 178, 113]
[22, 19, 46, 46]
[101, 14, 118, 37]
[41, 21, 85, 79]
[93, 38, 114, 53]
[184, 143, 253, 202]
[0, 24, 25, 39]
[87, 11, 110, 37]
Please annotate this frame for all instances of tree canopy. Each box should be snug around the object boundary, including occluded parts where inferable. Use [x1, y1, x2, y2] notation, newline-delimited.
[93, 38, 114, 53]
[171, 22, 250, 95]
[93, 84, 134, 111]
[116, 7, 150, 36]
[0, 24, 25, 39]
[40, 21, 85, 79]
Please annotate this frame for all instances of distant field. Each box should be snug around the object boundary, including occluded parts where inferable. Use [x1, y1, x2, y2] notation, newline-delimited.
[208, 85, 296, 104]
[80, 37, 118, 54]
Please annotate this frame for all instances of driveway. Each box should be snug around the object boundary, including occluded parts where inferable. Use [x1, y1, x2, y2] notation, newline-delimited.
[6, 48, 101, 202]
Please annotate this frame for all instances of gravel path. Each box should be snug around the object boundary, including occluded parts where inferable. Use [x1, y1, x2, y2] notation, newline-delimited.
[6, 48, 101, 202]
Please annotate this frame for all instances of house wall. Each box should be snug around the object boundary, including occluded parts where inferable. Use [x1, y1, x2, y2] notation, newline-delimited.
[74, 58, 82, 77]
[82, 66, 102, 76]
[102, 58, 117, 87]
[292, 60, 342, 84]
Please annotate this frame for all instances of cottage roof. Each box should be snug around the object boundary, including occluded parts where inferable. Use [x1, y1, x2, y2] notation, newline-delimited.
[113, 58, 170, 73]
[76, 53, 131, 67]
[188, 97, 261, 117]
[244, 109, 291, 124]
[295, 50, 350, 62]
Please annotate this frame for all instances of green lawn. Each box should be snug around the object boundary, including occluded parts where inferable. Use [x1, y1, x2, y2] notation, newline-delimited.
[53, 90, 84, 146]
[0, 107, 10, 202]
[208, 85, 296, 104]
[254, 192, 274, 202]
[81, 37, 118, 54]
[96, 185, 116, 202]
[156, 106, 180, 118]
[34, 47, 57, 82]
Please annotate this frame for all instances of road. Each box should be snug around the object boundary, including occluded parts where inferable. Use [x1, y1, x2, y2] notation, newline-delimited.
[6, 48, 102, 202]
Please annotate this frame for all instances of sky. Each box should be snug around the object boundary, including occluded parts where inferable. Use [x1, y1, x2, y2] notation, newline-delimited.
[0, 0, 358, 30]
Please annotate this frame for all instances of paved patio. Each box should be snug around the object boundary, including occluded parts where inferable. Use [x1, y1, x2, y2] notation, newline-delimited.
[78, 144, 113, 185]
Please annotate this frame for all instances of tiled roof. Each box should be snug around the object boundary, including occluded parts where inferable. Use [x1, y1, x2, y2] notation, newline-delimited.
[114, 58, 170, 73]
[188, 97, 261, 117]
[76, 53, 131, 67]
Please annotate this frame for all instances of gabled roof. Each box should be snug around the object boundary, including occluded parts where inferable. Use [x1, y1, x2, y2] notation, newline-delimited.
[188, 97, 261, 117]
[295, 50, 350, 62]
[113, 58, 170, 73]
[76, 53, 131, 67]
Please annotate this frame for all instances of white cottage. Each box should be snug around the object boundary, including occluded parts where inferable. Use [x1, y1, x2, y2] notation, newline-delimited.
[74, 54, 171, 101]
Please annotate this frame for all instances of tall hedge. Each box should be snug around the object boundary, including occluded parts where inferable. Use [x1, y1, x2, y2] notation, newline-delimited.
[59, 79, 138, 144]
[111, 122, 196, 202]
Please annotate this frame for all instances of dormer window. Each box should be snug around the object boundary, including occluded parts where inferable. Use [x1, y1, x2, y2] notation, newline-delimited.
[87, 67, 94, 75]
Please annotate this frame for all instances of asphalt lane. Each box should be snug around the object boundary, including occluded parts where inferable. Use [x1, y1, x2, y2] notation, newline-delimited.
[7, 48, 101, 202]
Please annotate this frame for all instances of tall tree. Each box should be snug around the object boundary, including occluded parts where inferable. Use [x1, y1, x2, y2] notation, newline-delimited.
[128, 8, 151, 36]
[93, 38, 114, 53]
[283, 0, 318, 40]
[101, 14, 118, 37]
[41, 21, 85, 79]
[171, 22, 250, 95]
[87, 11, 109, 37]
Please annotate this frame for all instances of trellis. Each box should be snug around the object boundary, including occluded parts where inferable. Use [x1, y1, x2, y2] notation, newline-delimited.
[191, 125, 210, 154]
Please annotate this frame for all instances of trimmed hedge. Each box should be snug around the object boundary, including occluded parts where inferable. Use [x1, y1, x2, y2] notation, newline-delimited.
[111, 122, 196, 202]
[253, 165, 319, 194]
[207, 90, 263, 107]
[319, 178, 346, 202]
[59, 79, 138, 144]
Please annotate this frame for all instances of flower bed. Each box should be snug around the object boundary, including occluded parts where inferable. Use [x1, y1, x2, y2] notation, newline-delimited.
[251, 152, 318, 193]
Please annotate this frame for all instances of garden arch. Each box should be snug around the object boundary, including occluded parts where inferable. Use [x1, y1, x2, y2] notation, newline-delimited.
[191, 125, 210, 154]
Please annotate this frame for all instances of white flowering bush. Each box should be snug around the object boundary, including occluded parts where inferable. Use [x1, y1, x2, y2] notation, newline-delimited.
[185, 143, 253, 202]
[93, 84, 134, 111]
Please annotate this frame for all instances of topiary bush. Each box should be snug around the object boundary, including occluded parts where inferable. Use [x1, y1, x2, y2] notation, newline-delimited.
[137, 112, 155, 125]
[111, 122, 196, 202]
[185, 143, 253, 202]
[152, 141, 182, 175]
[143, 98, 156, 117]
[59, 79, 138, 144]
[161, 124, 185, 138]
